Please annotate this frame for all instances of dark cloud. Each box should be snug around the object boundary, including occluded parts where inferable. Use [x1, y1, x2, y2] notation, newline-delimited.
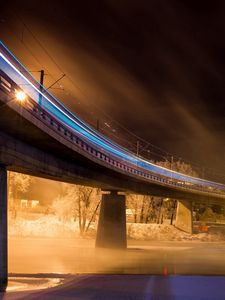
[1, 0, 225, 180]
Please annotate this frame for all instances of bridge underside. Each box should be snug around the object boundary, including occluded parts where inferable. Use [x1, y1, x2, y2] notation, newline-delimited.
[1, 50, 225, 293]
[1, 90, 224, 201]
[0, 132, 220, 203]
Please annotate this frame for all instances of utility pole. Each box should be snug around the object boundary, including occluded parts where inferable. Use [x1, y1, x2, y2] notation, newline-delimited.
[136, 140, 139, 156]
[96, 119, 100, 131]
[38, 70, 45, 105]
[171, 155, 174, 170]
[202, 167, 205, 179]
[171, 155, 174, 180]
[36, 70, 65, 105]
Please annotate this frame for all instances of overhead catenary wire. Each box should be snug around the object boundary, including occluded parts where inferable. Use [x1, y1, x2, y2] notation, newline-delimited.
[1, 20, 61, 90]
[6, 11, 225, 181]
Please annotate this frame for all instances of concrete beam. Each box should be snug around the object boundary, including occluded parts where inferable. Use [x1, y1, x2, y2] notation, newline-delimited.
[0, 165, 7, 291]
[96, 191, 127, 249]
[175, 199, 193, 234]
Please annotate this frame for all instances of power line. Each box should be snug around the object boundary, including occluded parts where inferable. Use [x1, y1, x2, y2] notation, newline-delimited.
[11, 12, 171, 155]
[1, 18, 59, 88]
[7, 12, 225, 180]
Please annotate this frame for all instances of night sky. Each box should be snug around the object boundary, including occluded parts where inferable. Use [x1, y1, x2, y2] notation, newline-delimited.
[1, 1, 225, 181]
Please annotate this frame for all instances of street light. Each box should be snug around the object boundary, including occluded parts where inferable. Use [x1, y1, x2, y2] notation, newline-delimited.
[15, 90, 26, 102]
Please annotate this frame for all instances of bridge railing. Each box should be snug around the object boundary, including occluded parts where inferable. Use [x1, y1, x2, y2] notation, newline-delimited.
[1, 42, 225, 197]
[22, 97, 225, 196]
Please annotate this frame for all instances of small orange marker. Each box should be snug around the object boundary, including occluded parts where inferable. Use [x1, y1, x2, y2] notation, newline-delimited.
[163, 266, 168, 276]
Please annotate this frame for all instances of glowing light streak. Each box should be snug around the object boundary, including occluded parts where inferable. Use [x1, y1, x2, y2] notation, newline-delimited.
[0, 41, 225, 192]
[0, 49, 138, 163]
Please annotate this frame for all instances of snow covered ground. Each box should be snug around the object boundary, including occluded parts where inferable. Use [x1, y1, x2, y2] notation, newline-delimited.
[8, 215, 225, 242]
[9, 215, 82, 238]
[127, 223, 225, 242]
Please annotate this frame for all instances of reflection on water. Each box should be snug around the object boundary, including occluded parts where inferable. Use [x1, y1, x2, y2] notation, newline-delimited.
[9, 237, 225, 276]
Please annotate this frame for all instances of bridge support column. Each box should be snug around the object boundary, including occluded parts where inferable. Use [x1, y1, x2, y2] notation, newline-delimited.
[175, 200, 193, 234]
[0, 165, 7, 292]
[96, 191, 127, 249]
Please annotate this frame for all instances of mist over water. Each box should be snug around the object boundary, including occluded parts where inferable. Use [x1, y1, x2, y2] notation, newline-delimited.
[8, 237, 225, 276]
[6, 172, 225, 278]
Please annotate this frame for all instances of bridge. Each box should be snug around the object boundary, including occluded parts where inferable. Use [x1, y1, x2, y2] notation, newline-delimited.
[0, 41, 225, 291]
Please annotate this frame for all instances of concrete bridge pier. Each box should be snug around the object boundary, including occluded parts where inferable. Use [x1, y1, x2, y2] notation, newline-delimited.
[175, 199, 193, 234]
[96, 191, 127, 249]
[0, 165, 7, 292]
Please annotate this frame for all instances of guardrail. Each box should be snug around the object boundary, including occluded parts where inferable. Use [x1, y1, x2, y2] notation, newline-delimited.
[0, 43, 225, 197]
[16, 95, 223, 197]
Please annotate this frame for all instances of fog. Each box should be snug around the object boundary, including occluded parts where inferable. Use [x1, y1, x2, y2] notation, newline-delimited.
[1, 1, 225, 177]
[6, 171, 225, 277]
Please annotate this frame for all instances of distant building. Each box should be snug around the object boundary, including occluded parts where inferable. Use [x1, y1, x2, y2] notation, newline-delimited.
[126, 209, 135, 222]
[20, 199, 39, 209]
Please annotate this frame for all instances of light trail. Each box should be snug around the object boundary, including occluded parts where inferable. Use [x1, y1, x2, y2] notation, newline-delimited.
[0, 41, 225, 192]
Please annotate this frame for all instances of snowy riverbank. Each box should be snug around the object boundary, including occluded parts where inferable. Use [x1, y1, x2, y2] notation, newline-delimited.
[8, 215, 225, 242]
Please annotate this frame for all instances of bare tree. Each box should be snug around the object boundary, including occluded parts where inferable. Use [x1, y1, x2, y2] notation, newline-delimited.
[52, 183, 100, 235]
[8, 171, 32, 219]
[156, 159, 198, 177]
[127, 193, 163, 224]
[126, 193, 143, 223]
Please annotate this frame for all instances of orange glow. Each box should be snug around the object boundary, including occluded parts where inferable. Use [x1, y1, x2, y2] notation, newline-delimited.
[15, 90, 26, 102]
[163, 266, 168, 276]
